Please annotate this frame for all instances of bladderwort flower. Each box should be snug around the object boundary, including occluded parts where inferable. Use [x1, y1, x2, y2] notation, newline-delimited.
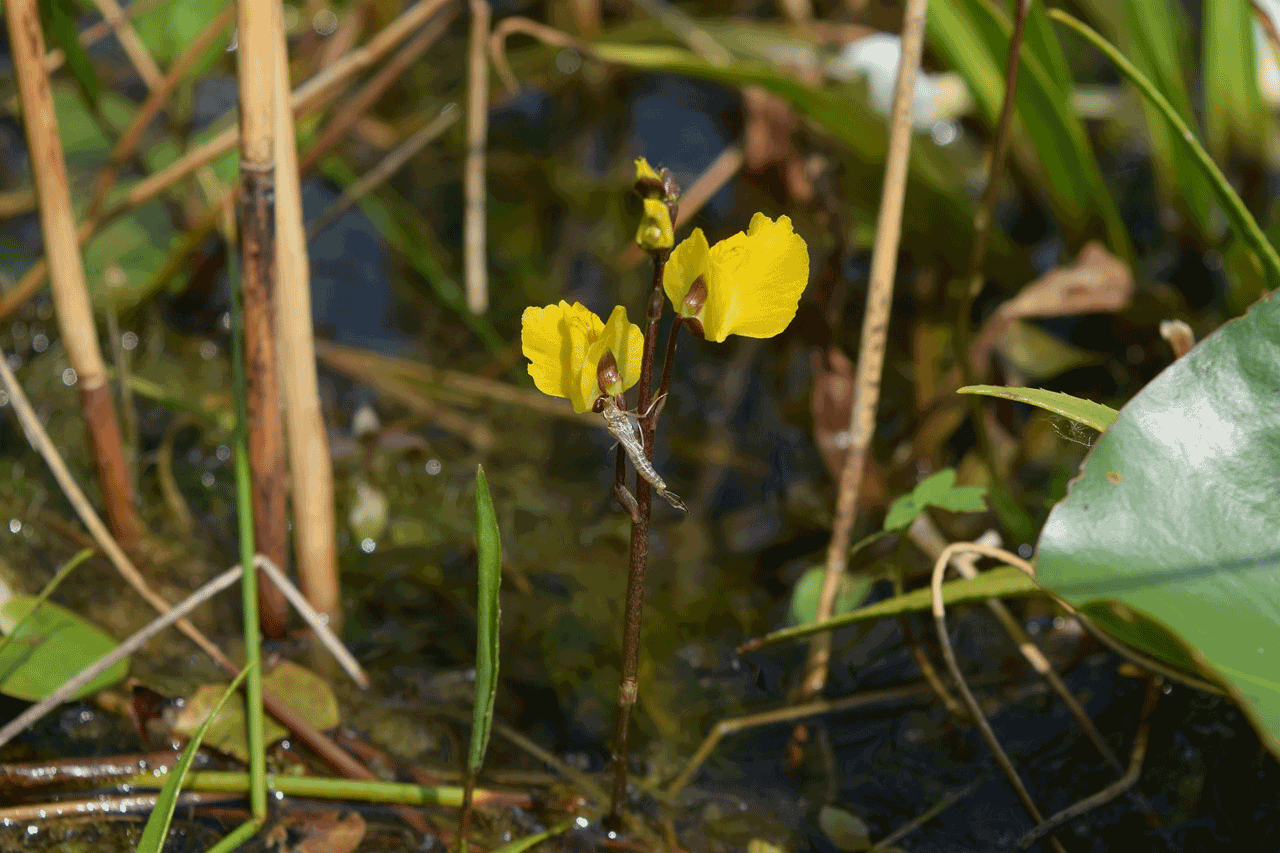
[520, 301, 644, 413]
[662, 212, 809, 342]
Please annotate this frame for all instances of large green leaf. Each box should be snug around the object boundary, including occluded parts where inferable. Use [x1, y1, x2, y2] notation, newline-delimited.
[1036, 290, 1280, 757]
[0, 597, 128, 701]
[927, 0, 1129, 256]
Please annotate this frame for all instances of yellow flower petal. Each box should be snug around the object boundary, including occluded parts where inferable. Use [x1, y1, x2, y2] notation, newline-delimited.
[578, 305, 644, 411]
[663, 227, 710, 316]
[521, 301, 643, 413]
[702, 214, 808, 342]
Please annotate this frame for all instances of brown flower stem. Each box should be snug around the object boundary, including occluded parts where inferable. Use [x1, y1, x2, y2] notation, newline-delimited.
[649, 314, 684, 430]
[607, 247, 669, 827]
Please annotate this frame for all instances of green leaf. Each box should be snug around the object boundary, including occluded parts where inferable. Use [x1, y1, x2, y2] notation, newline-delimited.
[468, 465, 502, 777]
[1036, 290, 1280, 757]
[1202, 0, 1267, 163]
[136, 663, 254, 853]
[788, 568, 873, 627]
[958, 384, 1118, 431]
[39, 0, 100, 105]
[883, 468, 987, 531]
[0, 597, 128, 701]
[927, 0, 1130, 256]
[1048, 9, 1280, 289]
[744, 566, 1038, 651]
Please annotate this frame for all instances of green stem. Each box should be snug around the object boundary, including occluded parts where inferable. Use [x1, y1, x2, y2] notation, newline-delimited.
[228, 235, 267, 821]
[124, 771, 477, 805]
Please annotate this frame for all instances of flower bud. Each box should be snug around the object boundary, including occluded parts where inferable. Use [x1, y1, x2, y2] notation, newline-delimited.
[634, 157, 665, 198]
[635, 197, 674, 251]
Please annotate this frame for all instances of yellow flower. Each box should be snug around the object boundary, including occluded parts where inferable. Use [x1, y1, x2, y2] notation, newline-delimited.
[521, 301, 644, 413]
[663, 213, 809, 343]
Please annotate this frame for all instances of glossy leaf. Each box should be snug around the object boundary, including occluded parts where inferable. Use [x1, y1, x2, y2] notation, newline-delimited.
[743, 566, 1037, 651]
[468, 465, 502, 777]
[0, 597, 128, 702]
[136, 664, 253, 853]
[1036, 291, 1280, 756]
[927, 0, 1129, 255]
[883, 468, 987, 531]
[958, 385, 1118, 432]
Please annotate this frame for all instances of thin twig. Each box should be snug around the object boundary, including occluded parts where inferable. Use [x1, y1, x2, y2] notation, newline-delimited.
[0, 566, 243, 748]
[0, 791, 235, 823]
[0, 0, 455, 326]
[254, 556, 369, 688]
[306, 106, 459, 240]
[464, 0, 492, 314]
[299, 6, 458, 172]
[916, 521, 1123, 773]
[802, 0, 929, 697]
[85, 0, 163, 87]
[1017, 678, 1161, 849]
[929, 542, 1066, 853]
[489, 17, 587, 95]
[663, 679, 1007, 800]
[870, 777, 986, 850]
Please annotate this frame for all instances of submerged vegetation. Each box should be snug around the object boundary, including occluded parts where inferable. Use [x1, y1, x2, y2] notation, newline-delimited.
[1, 0, 1279, 851]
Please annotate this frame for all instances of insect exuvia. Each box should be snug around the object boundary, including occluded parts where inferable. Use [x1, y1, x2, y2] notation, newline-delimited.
[597, 394, 687, 516]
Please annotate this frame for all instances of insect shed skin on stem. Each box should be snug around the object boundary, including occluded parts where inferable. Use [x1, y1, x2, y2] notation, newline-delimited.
[594, 392, 687, 516]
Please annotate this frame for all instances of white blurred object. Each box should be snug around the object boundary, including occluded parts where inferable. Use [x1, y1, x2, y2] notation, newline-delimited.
[828, 33, 973, 130]
[1255, 0, 1280, 103]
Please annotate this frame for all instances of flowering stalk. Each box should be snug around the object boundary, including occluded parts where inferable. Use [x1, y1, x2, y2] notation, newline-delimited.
[520, 156, 809, 828]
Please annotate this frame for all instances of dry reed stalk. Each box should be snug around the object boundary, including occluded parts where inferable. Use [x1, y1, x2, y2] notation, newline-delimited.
[298, 4, 457, 172]
[85, 0, 162, 87]
[4, 0, 140, 547]
[464, 0, 491, 314]
[802, 0, 929, 697]
[237, 0, 290, 638]
[0, 0, 452, 326]
[272, 0, 341, 628]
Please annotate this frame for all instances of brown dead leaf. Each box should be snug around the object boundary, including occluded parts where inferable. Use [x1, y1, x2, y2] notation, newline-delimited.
[266, 808, 366, 853]
[970, 240, 1133, 374]
[743, 86, 814, 202]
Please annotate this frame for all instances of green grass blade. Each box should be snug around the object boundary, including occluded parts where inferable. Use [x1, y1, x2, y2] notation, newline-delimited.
[1049, 9, 1280, 288]
[135, 663, 255, 853]
[227, 237, 266, 821]
[927, 0, 1130, 257]
[468, 465, 502, 778]
[490, 820, 575, 853]
[742, 566, 1038, 651]
[1203, 0, 1267, 162]
[957, 384, 1118, 431]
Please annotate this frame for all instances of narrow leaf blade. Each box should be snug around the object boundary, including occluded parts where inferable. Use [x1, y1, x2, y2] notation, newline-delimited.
[958, 384, 1118, 431]
[468, 465, 501, 776]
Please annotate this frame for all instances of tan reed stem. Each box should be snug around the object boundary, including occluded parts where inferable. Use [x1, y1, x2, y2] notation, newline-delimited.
[464, 0, 492, 314]
[4, 0, 140, 547]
